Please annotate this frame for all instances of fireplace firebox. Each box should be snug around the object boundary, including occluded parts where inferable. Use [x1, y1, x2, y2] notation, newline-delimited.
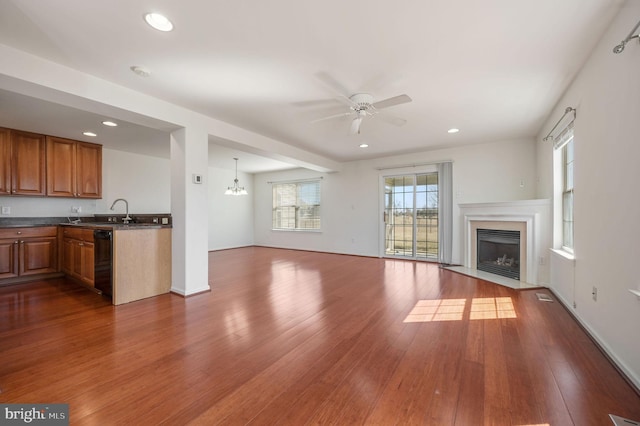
[477, 229, 520, 280]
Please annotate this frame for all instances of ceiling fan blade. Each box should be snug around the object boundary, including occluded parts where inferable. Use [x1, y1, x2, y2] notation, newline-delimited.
[375, 111, 407, 127]
[350, 117, 363, 135]
[315, 72, 356, 106]
[371, 94, 412, 110]
[311, 111, 353, 124]
[316, 71, 350, 96]
[292, 98, 343, 108]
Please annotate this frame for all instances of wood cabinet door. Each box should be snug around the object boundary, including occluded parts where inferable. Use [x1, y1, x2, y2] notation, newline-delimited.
[62, 238, 75, 275]
[46, 136, 76, 197]
[0, 239, 19, 279]
[81, 241, 95, 286]
[20, 237, 58, 276]
[0, 128, 11, 195]
[71, 240, 83, 279]
[76, 142, 102, 198]
[11, 130, 46, 196]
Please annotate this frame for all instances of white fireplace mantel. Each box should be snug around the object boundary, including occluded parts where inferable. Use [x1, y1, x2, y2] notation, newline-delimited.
[459, 199, 551, 285]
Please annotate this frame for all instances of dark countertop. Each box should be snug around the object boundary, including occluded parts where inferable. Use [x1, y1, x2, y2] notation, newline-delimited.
[58, 223, 170, 230]
[0, 216, 172, 230]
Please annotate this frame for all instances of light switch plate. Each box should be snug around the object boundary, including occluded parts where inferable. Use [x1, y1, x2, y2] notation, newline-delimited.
[192, 174, 203, 184]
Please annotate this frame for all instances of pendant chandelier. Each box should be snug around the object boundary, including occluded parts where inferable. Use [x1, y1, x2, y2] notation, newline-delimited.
[225, 157, 248, 195]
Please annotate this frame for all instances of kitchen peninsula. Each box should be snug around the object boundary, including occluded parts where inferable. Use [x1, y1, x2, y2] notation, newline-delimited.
[0, 216, 172, 305]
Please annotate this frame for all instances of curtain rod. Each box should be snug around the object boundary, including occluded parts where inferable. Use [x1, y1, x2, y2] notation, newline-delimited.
[375, 160, 452, 171]
[613, 19, 640, 54]
[267, 177, 323, 184]
[543, 107, 576, 141]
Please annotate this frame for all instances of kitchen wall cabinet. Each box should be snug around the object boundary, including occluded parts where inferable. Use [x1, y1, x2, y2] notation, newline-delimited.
[0, 128, 10, 195]
[61, 227, 95, 286]
[0, 127, 47, 196]
[0, 227, 58, 282]
[47, 136, 102, 198]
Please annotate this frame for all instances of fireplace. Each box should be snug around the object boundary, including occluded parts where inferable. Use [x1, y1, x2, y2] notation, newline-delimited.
[477, 229, 520, 280]
[459, 199, 551, 286]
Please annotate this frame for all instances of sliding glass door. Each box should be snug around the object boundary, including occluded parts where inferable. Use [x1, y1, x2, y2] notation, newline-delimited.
[384, 173, 438, 259]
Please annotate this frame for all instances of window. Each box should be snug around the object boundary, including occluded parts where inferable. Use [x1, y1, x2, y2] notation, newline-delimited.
[272, 180, 321, 230]
[384, 173, 439, 259]
[554, 124, 574, 252]
[561, 136, 574, 251]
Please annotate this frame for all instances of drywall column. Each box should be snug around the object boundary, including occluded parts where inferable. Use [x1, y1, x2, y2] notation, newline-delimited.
[170, 126, 210, 296]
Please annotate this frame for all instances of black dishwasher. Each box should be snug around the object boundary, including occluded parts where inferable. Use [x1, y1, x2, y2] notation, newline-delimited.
[94, 230, 113, 297]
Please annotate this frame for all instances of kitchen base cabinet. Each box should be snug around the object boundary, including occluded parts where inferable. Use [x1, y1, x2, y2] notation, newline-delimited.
[0, 227, 60, 286]
[0, 239, 19, 279]
[60, 227, 95, 287]
[112, 228, 171, 305]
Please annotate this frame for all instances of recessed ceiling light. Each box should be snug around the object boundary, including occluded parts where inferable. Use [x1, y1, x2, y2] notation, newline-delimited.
[359, 143, 369, 148]
[130, 65, 151, 77]
[448, 128, 460, 134]
[83, 131, 97, 137]
[102, 121, 118, 127]
[144, 13, 173, 32]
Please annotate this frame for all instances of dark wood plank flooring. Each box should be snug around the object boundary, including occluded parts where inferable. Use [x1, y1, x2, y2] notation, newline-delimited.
[1, 246, 639, 425]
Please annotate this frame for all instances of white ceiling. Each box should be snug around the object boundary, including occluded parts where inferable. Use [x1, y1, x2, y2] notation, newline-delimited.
[0, 0, 625, 170]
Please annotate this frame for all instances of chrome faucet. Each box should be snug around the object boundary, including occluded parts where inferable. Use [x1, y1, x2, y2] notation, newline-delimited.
[110, 198, 132, 224]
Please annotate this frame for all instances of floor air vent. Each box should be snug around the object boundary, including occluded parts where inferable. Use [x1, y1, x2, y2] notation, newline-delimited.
[536, 293, 553, 302]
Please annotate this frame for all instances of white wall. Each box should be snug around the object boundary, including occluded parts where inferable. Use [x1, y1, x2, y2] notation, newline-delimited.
[536, 0, 640, 389]
[100, 148, 171, 214]
[208, 167, 254, 250]
[254, 137, 537, 263]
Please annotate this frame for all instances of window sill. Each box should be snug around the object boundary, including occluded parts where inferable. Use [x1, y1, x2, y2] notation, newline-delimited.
[271, 228, 322, 233]
[550, 248, 575, 261]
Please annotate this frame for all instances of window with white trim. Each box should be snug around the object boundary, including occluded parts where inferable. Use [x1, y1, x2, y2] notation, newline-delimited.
[272, 180, 321, 230]
[561, 135, 574, 251]
[554, 125, 574, 252]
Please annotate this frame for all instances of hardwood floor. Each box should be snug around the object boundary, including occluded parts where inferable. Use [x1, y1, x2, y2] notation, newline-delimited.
[1, 246, 639, 425]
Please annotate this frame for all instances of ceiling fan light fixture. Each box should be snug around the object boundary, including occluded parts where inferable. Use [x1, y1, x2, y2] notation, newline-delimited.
[310, 81, 412, 135]
[144, 13, 174, 32]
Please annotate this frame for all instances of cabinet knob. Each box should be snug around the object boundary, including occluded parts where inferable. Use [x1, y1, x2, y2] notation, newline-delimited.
[19, 240, 24, 244]
[16, 231, 22, 235]
[14, 240, 18, 244]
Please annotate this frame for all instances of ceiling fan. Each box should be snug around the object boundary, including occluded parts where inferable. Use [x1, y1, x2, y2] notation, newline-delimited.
[312, 92, 412, 135]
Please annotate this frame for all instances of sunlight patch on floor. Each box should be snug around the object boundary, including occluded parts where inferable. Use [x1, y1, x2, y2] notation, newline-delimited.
[403, 299, 466, 322]
[404, 297, 517, 323]
[470, 297, 517, 320]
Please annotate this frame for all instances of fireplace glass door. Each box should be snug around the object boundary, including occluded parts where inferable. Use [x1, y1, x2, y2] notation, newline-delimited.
[384, 173, 438, 259]
[476, 229, 520, 280]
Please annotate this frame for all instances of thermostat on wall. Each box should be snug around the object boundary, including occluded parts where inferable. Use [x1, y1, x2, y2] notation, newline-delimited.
[192, 174, 203, 184]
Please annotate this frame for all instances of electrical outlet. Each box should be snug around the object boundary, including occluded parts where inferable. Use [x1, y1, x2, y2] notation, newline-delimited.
[71, 206, 82, 213]
[592, 286, 598, 301]
[152, 217, 159, 223]
[538, 256, 546, 265]
[1, 206, 10, 215]
[161, 217, 169, 225]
